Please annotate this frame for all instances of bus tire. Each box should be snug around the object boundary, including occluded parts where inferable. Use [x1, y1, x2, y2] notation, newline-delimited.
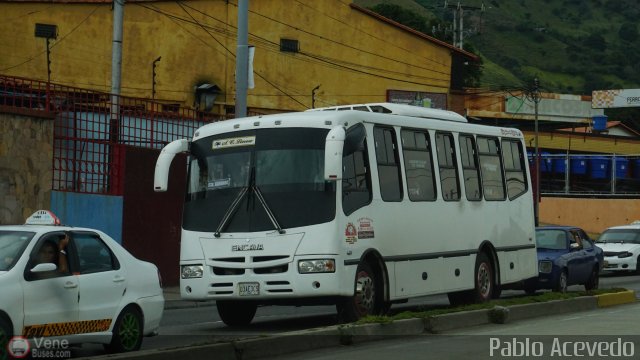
[473, 252, 494, 303]
[217, 300, 257, 327]
[337, 262, 382, 323]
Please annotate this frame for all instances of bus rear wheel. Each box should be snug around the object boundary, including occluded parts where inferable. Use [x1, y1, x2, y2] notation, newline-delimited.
[217, 300, 257, 327]
[337, 262, 382, 323]
[473, 252, 494, 302]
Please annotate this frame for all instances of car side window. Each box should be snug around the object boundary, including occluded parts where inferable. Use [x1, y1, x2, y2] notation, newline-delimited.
[569, 231, 583, 248]
[74, 233, 120, 274]
[25, 234, 70, 281]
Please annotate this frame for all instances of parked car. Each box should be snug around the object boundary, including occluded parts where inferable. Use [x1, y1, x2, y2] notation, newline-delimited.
[597, 222, 640, 274]
[524, 226, 604, 294]
[0, 210, 164, 356]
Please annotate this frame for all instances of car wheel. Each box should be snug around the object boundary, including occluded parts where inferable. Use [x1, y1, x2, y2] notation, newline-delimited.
[105, 306, 143, 353]
[216, 301, 257, 327]
[0, 317, 12, 360]
[473, 252, 494, 302]
[337, 262, 382, 323]
[636, 256, 640, 275]
[554, 270, 568, 293]
[584, 266, 599, 291]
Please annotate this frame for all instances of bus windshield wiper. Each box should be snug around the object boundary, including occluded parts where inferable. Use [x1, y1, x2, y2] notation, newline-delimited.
[253, 185, 285, 234]
[214, 186, 249, 238]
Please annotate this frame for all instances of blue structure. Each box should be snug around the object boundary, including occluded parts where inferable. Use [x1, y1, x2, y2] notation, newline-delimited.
[590, 157, 609, 179]
[592, 115, 608, 131]
[570, 156, 587, 175]
[614, 158, 629, 179]
[540, 152, 553, 173]
[552, 156, 566, 174]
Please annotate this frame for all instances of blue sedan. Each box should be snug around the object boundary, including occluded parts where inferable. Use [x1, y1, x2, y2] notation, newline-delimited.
[524, 226, 604, 294]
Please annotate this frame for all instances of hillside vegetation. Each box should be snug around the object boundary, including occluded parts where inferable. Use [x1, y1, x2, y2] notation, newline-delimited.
[356, 0, 640, 128]
[356, 0, 640, 93]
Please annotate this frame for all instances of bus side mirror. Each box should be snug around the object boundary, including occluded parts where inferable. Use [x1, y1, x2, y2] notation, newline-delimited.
[154, 139, 189, 192]
[324, 126, 345, 181]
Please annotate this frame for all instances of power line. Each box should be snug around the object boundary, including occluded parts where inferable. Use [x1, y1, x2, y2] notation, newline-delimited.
[169, 1, 309, 110]
[1, 5, 101, 72]
[175, 1, 453, 85]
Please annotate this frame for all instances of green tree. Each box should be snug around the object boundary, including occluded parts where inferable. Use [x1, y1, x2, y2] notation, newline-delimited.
[618, 23, 638, 42]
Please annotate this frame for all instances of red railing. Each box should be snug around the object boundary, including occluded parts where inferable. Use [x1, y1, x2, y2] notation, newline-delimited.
[1, 74, 233, 195]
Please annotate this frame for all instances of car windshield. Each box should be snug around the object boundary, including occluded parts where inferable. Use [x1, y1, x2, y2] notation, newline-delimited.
[597, 229, 640, 244]
[183, 127, 336, 233]
[0, 230, 35, 271]
[535, 229, 567, 250]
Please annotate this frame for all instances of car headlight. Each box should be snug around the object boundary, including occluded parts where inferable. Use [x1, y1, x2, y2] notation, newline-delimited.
[618, 252, 633, 258]
[298, 259, 335, 274]
[538, 260, 553, 274]
[181, 265, 204, 279]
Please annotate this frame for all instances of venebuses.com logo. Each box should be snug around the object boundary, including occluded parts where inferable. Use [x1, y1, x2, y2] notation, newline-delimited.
[6, 336, 71, 359]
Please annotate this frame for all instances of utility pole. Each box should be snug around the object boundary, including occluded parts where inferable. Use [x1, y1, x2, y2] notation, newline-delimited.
[444, 1, 483, 48]
[235, 0, 249, 118]
[532, 77, 541, 226]
[109, 0, 124, 193]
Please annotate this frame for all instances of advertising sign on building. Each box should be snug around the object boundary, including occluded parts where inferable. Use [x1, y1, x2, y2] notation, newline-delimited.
[592, 89, 640, 108]
[386, 90, 447, 110]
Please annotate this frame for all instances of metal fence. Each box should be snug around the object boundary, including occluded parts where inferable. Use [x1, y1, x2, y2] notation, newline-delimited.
[530, 153, 640, 196]
[1, 74, 230, 195]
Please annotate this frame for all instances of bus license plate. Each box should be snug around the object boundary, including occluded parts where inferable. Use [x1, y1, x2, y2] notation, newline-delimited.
[239, 282, 260, 296]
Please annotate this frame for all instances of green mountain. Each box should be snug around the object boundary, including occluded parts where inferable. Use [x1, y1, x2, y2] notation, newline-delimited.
[356, 0, 640, 129]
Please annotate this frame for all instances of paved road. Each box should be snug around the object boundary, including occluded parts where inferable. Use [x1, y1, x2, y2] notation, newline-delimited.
[264, 302, 640, 360]
[71, 272, 639, 357]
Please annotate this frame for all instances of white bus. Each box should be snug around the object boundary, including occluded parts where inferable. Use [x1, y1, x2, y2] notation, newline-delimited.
[154, 104, 537, 326]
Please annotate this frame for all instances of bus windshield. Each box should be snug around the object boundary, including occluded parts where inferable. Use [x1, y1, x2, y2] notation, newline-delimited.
[183, 127, 336, 233]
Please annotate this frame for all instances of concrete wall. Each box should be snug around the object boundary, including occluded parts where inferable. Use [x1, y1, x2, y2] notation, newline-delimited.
[540, 197, 640, 234]
[0, 113, 53, 224]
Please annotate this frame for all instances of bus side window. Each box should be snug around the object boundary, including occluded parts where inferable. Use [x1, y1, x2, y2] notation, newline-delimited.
[501, 139, 528, 199]
[342, 124, 372, 215]
[477, 136, 506, 201]
[401, 129, 436, 201]
[459, 134, 482, 201]
[435, 132, 460, 201]
[374, 126, 403, 202]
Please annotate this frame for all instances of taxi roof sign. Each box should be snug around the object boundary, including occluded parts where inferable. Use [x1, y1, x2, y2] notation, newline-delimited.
[25, 210, 61, 226]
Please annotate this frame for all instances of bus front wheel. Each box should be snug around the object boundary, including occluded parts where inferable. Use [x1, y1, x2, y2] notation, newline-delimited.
[217, 300, 257, 327]
[337, 262, 382, 323]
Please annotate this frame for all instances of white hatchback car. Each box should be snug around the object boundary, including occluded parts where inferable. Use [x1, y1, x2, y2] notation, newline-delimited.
[0, 210, 164, 356]
[597, 222, 640, 274]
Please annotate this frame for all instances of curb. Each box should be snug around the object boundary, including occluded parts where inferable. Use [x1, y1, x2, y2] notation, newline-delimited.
[596, 290, 636, 307]
[82, 291, 637, 360]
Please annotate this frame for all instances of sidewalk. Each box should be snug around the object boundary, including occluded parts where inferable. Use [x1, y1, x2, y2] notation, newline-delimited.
[162, 286, 216, 310]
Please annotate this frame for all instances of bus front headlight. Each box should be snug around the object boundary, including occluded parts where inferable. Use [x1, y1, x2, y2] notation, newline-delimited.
[181, 265, 204, 279]
[298, 259, 335, 274]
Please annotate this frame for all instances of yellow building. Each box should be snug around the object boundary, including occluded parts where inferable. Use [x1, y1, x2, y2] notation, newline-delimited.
[0, 0, 476, 115]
